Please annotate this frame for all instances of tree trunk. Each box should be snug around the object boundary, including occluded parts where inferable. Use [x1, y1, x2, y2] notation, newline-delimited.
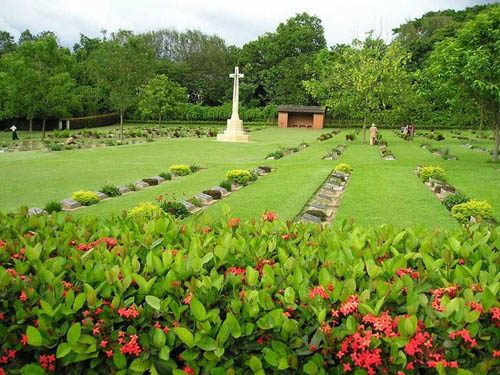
[42, 119, 46, 139]
[493, 120, 499, 163]
[362, 114, 367, 144]
[120, 110, 124, 142]
[158, 113, 161, 127]
[29, 118, 33, 132]
[478, 105, 484, 141]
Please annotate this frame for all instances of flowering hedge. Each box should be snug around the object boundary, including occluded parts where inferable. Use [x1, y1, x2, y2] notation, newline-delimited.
[0, 208, 499, 374]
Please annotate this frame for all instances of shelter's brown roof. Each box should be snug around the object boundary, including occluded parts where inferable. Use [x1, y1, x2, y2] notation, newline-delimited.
[277, 105, 326, 114]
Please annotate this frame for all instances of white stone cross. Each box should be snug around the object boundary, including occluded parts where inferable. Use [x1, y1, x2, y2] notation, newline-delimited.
[229, 66, 244, 121]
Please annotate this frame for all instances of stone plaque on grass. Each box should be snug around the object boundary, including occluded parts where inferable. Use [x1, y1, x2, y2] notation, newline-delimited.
[212, 186, 228, 195]
[151, 175, 166, 183]
[317, 193, 333, 203]
[135, 181, 149, 190]
[196, 193, 214, 204]
[231, 183, 241, 190]
[29, 207, 47, 216]
[142, 178, 159, 186]
[255, 168, 267, 176]
[309, 202, 328, 212]
[61, 198, 81, 210]
[302, 213, 322, 223]
[94, 191, 108, 200]
[180, 200, 195, 211]
[118, 185, 130, 194]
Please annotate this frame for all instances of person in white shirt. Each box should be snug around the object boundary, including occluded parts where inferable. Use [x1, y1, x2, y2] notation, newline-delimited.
[9, 125, 19, 140]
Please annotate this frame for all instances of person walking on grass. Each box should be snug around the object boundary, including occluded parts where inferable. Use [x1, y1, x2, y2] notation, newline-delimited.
[10, 125, 19, 140]
[369, 123, 377, 145]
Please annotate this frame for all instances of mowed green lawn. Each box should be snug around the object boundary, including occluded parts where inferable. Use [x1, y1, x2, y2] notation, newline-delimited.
[0, 126, 498, 227]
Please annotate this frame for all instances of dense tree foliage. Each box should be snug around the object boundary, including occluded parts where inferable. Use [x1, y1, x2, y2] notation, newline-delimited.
[0, 3, 498, 147]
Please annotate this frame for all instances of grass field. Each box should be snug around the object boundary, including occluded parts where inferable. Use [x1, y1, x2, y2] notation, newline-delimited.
[0, 125, 498, 227]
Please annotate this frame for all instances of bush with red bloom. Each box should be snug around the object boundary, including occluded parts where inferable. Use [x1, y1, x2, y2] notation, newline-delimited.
[339, 295, 359, 316]
[308, 286, 328, 299]
[395, 268, 419, 279]
[228, 218, 241, 228]
[118, 305, 139, 319]
[120, 334, 141, 356]
[449, 329, 477, 348]
[261, 211, 278, 222]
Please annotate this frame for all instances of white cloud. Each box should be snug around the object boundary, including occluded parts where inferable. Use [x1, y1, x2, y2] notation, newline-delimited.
[0, 0, 493, 48]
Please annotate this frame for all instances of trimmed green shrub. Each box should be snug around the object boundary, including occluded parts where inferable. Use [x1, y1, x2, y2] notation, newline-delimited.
[190, 197, 202, 207]
[335, 163, 352, 174]
[159, 172, 172, 181]
[0, 210, 499, 374]
[219, 180, 232, 192]
[43, 200, 62, 214]
[443, 191, 470, 211]
[71, 190, 100, 206]
[266, 150, 284, 159]
[419, 166, 446, 182]
[452, 200, 495, 224]
[126, 183, 137, 192]
[226, 169, 253, 185]
[128, 202, 163, 218]
[99, 184, 121, 197]
[169, 165, 191, 176]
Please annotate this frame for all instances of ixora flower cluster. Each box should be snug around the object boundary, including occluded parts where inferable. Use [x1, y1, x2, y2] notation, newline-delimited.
[0, 210, 499, 374]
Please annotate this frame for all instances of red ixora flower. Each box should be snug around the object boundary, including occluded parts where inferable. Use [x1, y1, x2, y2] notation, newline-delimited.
[120, 334, 142, 356]
[308, 286, 328, 299]
[281, 234, 290, 240]
[183, 366, 195, 374]
[396, 268, 419, 279]
[449, 329, 477, 348]
[228, 218, 241, 228]
[0, 240, 5, 247]
[183, 292, 193, 305]
[118, 305, 139, 319]
[262, 211, 278, 222]
[19, 290, 28, 302]
[340, 295, 359, 316]
[202, 227, 211, 234]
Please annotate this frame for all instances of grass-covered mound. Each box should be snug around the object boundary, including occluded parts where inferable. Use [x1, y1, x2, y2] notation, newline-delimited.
[0, 208, 499, 374]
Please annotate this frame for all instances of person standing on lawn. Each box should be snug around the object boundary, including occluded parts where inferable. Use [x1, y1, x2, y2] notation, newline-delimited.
[369, 123, 377, 145]
[10, 125, 19, 140]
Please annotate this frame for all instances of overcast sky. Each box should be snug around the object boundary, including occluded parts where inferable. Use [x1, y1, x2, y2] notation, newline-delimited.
[0, 0, 496, 49]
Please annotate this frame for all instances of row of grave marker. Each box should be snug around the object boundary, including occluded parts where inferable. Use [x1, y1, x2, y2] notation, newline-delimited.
[299, 170, 351, 225]
[27, 172, 195, 216]
[178, 167, 275, 214]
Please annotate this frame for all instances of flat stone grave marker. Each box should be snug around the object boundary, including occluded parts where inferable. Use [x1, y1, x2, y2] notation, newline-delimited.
[180, 200, 197, 212]
[255, 168, 267, 176]
[29, 207, 46, 216]
[325, 183, 343, 191]
[61, 198, 81, 211]
[142, 178, 159, 186]
[317, 193, 333, 203]
[331, 173, 346, 180]
[196, 193, 214, 204]
[302, 213, 322, 223]
[135, 181, 149, 190]
[231, 183, 241, 190]
[384, 155, 395, 160]
[94, 191, 109, 200]
[309, 202, 333, 216]
[151, 175, 166, 183]
[171, 173, 180, 179]
[212, 186, 229, 196]
[118, 185, 131, 194]
[441, 184, 456, 193]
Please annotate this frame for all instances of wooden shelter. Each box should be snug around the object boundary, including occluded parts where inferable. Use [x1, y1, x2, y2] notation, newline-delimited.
[277, 105, 326, 129]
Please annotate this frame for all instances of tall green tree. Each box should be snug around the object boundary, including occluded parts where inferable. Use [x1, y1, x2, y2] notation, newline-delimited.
[88, 30, 155, 140]
[0, 31, 16, 57]
[305, 35, 411, 142]
[238, 12, 326, 106]
[427, 5, 500, 162]
[138, 74, 187, 124]
[0, 35, 80, 135]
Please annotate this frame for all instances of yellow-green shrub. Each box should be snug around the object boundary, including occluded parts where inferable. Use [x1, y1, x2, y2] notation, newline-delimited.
[226, 169, 253, 185]
[451, 200, 495, 224]
[169, 165, 191, 176]
[335, 163, 352, 174]
[128, 202, 163, 218]
[71, 190, 100, 206]
[419, 166, 445, 182]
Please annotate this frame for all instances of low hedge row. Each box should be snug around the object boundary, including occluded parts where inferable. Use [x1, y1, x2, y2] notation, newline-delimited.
[1, 210, 498, 374]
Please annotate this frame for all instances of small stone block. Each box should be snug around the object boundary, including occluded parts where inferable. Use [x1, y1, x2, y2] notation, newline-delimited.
[142, 178, 159, 186]
[255, 168, 267, 176]
[302, 213, 322, 223]
[212, 186, 228, 195]
[135, 181, 149, 189]
[441, 184, 456, 193]
[196, 193, 213, 203]
[118, 185, 130, 194]
[180, 200, 195, 211]
[231, 183, 241, 190]
[317, 193, 333, 202]
[151, 175, 166, 183]
[61, 198, 81, 210]
[29, 207, 47, 216]
[94, 191, 108, 200]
